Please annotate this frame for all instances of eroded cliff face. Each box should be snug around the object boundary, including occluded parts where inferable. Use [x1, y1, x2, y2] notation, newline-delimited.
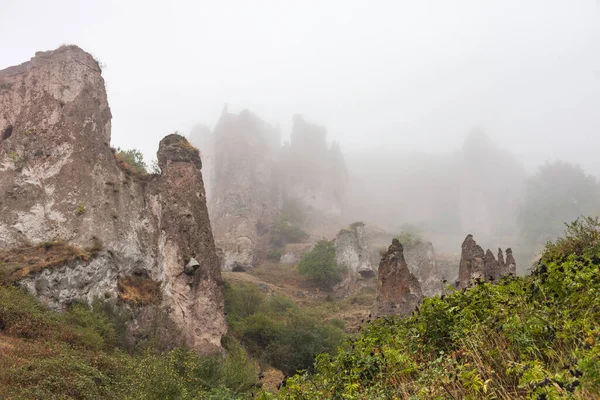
[209, 109, 282, 271]
[375, 239, 423, 317]
[0, 46, 225, 353]
[458, 234, 516, 289]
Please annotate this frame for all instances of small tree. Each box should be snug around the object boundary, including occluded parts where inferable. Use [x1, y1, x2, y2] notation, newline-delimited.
[298, 240, 344, 288]
[115, 148, 147, 174]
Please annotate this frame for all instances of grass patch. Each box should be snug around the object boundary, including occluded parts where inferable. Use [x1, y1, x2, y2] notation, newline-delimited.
[0, 241, 102, 284]
[117, 275, 162, 306]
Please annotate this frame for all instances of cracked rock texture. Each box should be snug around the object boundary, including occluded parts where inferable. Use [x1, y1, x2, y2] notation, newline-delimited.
[0, 46, 225, 353]
[375, 239, 423, 317]
[458, 234, 516, 289]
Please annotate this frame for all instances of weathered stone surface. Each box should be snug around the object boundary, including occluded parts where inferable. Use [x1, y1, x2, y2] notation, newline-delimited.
[334, 223, 375, 278]
[0, 46, 225, 353]
[209, 109, 282, 271]
[458, 235, 516, 288]
[505, 248, 517, 276]
[404, 241, 443, 297]
[375, 239, 423, 317]
[458, 235, 485, 289]
[484, 248, 500, 281]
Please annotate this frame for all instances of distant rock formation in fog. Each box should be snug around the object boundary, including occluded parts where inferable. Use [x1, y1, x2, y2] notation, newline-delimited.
[188, 123, 214, 202]
[345, 129, 526, 244]
[375, 239, 423, 317]
[458, 235, 516, 288]
[189, 112, 348, 270]
[334, 222, 376, 277]
[280, 115, 348, 216]
[404, 241, 443, 297]
[208, 109, 282, 271]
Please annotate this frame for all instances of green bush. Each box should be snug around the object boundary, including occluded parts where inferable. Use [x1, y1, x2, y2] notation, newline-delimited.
[395, 230, 423, 247]
[114, 148, 147, 175]
[270, 217, 309, 248]
[224, 282, 346, 376]
[298, 240, 345, 288]
[280, 217, 600, 399]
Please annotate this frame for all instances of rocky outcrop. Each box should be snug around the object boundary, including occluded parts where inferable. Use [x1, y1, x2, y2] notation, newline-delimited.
[375, 239, 423, 317]
[334, 222, 375, 278]
[404, 241, 443, 297]
[505, 248, 516, 276]
[209, 109, 282, 271]
[458, 235, 516, 288]
[458, 235, 485, 288]
[193, 113, 349, 270]
[0, 46, 225, 353]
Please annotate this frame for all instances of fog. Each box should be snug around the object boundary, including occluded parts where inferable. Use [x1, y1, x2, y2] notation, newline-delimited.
[2, 1, 599, 170]
[2, 1, 600, 262]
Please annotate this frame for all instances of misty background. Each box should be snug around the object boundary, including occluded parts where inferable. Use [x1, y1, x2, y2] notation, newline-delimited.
[2, 1, 600, 265]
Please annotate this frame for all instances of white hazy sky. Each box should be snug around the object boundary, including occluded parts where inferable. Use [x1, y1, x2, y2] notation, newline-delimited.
[1, 1, 599, 173]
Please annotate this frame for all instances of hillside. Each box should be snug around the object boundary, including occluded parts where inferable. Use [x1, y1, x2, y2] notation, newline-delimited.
[277, 218, 600, 399]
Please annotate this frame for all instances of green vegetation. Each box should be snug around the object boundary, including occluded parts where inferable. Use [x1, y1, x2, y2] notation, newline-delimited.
[297, 240, 345, 289]
[224, 282, 346, 376]
[519, 161, 600, 248]
[395, 230, 423, 247]
[270, 217, 309, 248]
[280, 217, 600, 399]
[0, 286, 259, 399]
[114, 148, 147, 176]
[75, 203, 86, 216]
[0, 241, 102, 284]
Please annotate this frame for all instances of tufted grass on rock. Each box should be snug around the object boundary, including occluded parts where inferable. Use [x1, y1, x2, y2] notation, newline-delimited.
[0, 241, 102, 284]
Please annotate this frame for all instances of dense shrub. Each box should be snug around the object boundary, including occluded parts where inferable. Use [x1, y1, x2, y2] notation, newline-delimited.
[224, 282, 346, 376]
[270, 217, 309, 248]
[298, 240, 345, 288]
[281, 217, 600, 399]
[114, 148, 147, 175]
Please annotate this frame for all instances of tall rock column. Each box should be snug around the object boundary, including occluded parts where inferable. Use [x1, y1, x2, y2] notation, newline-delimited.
[156, 134, 226, 353]
[458, 235, 485, 289]
[210, 109, 281, 271]
[375, 239, 423, 317]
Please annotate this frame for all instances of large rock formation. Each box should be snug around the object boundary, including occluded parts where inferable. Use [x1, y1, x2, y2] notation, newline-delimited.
[375, 239, 423, 317]
[334, 222, 375, 277]
[194, 111, 349, 270]
[209, 108, 282, 271]
[0, 46, 225, 353]
[458, 235, 516, 288]
[404, 241, 443, 297]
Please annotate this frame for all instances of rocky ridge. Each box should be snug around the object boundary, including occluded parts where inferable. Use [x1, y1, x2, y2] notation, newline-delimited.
[0, 46, 225, 353]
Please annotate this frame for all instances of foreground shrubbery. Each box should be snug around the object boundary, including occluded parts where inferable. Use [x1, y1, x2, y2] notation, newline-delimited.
[0, 286, 258, 399]
[279, 218, 600, 399]
[224, 282, 346, 375]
